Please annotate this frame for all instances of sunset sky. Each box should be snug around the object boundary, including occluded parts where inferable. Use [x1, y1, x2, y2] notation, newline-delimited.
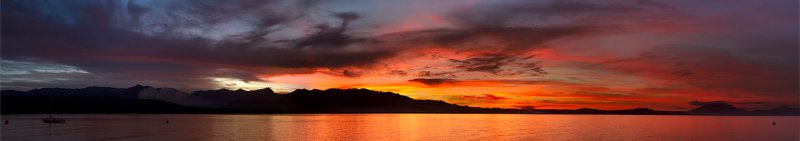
[2, 0, 798, 110]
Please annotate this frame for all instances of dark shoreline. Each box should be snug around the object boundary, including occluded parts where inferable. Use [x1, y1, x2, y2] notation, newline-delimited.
[3, 85, 798, 116]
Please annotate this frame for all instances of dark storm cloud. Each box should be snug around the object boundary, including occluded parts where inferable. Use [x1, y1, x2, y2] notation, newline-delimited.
[372, 0, 669, 77]
[387, 70, 408, 76]
[416, 71, 457, 78]
[385, 0, 668, 51]
[408, 78, 457, 86]
[461, 94, 507, 101]
[0, 0, 394, 90]
[341, 70, 363, 77]
[290, 12, 373, 49]
[689, 101, 731, 106]
[421, 0, 661, 48]
[449, 0, 658, 26]
[448, 53, 546, 76]
[385, 25, 597, 52]
[430, 26, 594, 51]
[144, 0, 313, 37]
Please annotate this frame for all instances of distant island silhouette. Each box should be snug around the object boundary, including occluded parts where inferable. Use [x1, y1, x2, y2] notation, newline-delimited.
[2, 85, 798, 115]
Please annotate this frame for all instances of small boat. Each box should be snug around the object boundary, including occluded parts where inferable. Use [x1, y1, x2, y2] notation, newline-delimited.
[42, 115, 65, 123]
[42, 93, 66, 124]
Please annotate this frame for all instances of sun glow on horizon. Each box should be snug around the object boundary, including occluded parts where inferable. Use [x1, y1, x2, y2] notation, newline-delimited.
[210, 77, 303, 93]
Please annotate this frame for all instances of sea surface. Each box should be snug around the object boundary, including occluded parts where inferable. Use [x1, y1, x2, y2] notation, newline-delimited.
[1, 114, 798, 141]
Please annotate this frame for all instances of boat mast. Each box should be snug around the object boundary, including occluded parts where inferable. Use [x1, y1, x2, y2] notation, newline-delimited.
[48, 92, 52, 117]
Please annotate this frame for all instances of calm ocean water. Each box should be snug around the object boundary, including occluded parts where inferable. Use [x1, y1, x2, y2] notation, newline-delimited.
[1, 114, 798, 141]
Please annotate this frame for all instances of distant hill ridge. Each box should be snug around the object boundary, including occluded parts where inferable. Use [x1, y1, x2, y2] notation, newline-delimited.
[1, 85, 797, 115]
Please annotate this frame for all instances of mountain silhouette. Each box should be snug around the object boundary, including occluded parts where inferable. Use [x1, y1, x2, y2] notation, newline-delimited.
[2, 85, 519, 113]
[687, 101, 799, 115]
[1, 86, 797, 115]
[688, 101, 745, 115]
